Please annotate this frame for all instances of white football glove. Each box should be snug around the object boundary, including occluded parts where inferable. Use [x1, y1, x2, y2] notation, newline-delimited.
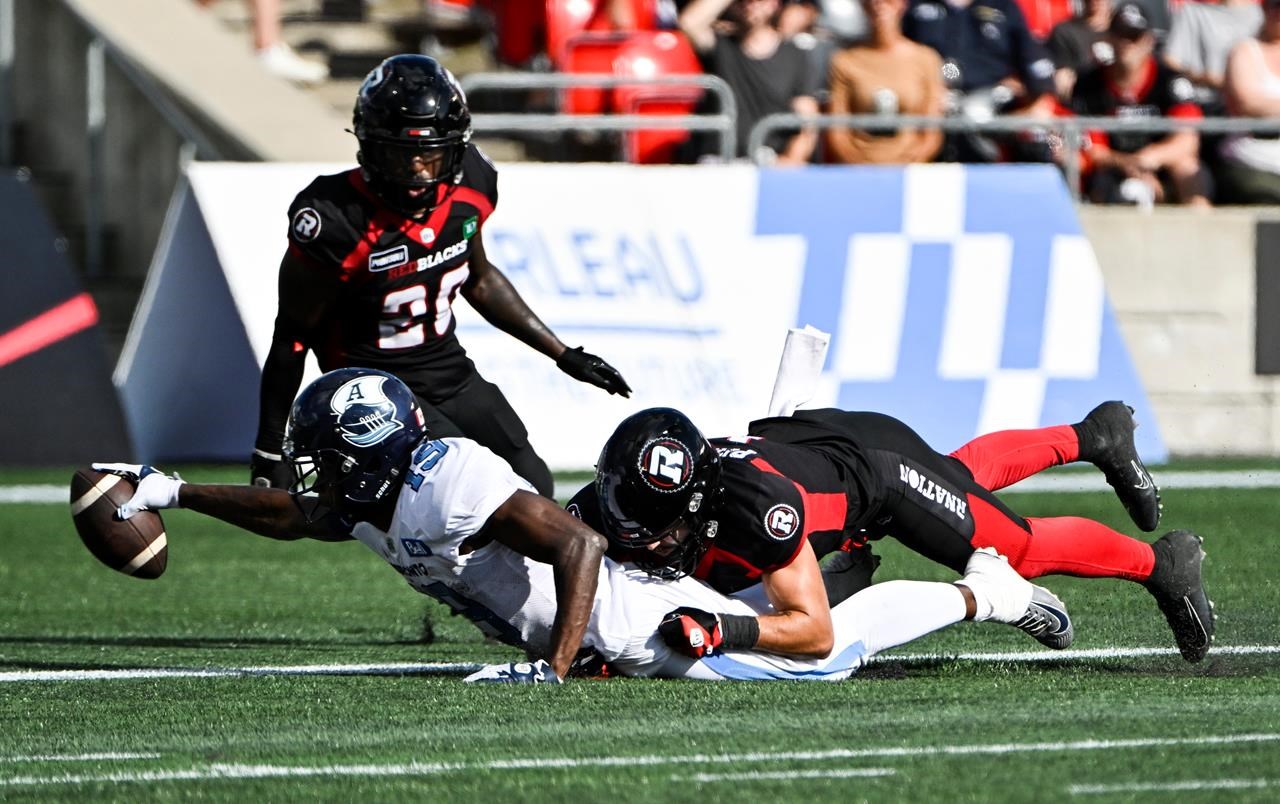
[463, 660, 562, 685]
[91, 463, 184, 520]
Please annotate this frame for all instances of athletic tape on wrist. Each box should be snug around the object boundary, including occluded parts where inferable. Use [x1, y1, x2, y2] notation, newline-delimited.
[717, 613, 760, 650]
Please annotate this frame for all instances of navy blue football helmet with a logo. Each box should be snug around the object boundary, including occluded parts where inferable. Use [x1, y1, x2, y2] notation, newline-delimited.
[283, 368, 427, 519]
[595, 408, 722, 579]
[353, 54, 472, 215]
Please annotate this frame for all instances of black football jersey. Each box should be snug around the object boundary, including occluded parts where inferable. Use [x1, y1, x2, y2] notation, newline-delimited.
[1072, 58, 1202, 154]
[567, 426, 877, 595]
[285, 144, 499, 376]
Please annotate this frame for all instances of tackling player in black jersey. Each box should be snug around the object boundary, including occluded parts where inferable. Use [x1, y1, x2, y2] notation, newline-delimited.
[568, 405, 1215, 664]
[252, 55, 631, 497]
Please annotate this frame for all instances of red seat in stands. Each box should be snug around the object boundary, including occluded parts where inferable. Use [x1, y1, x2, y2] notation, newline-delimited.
[613, 31, 704, 163]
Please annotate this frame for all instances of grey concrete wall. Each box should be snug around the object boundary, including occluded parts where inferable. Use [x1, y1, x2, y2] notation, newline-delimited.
[8, 0, 354, 280]
[1082, 206, 1280, 456]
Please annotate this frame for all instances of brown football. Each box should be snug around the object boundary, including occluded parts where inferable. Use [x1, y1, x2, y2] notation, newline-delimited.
[69, 468, 168, 579]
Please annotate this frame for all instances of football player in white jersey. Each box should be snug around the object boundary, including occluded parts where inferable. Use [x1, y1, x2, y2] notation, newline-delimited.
[94, 368, 1065, 683]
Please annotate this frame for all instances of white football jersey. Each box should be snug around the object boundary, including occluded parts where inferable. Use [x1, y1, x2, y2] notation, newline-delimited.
[349, 437, 634, 660]
[348, 436, 927, 681]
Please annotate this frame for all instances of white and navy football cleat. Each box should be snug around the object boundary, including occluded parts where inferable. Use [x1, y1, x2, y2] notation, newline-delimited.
[1010, 585, 1074, 650]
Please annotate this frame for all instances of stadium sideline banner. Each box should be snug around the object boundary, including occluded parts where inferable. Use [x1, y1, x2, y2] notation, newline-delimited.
[118, 162, 1165, 467]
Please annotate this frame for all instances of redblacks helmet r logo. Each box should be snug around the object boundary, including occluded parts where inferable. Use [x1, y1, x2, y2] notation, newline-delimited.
[639, 438, 693, 492]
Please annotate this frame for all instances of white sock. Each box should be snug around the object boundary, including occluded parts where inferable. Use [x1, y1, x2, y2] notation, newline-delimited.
[830, 580, 967, 656]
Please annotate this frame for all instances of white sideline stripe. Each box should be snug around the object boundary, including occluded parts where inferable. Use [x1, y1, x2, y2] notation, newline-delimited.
[0, 662, 484, 683]
[10, 470, 1280, 505]
[2, 645, 1276, 684]
[1, 753, 161, 764]
[875, 644, 1280, 663]
[2, 735, 1277, 787]
[1070, 779, 1277, 795]
[68, 475, 120, 516]
[680, 768, 896, 783]
[122, 532, 167, 574]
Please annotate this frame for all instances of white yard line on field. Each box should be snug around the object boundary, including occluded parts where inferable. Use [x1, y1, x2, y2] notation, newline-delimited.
[1, 735, 1277, 787]
[679, 768, 896, 783]
[0, 753, 161, 764]
[1070, 778, 1278, 795]
[1, 644, 1275, 685]
[5, 469, 1280, 505]
[0, 662, 484, 683]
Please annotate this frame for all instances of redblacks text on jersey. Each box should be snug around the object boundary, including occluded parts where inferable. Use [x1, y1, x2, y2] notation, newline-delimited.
[285, 144, 498, 374]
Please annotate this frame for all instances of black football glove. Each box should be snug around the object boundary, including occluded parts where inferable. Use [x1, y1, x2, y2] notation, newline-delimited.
[250, 450, 294, 489]
[556, 346, 632, 397]
[658, 607, 726, 659]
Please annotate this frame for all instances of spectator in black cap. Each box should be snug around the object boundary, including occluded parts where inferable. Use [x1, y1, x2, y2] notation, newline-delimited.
[1070, 2, 1211, 205]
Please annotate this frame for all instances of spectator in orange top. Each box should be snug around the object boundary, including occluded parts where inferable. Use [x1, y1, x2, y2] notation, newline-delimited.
[826, 0, 946, 163]
[1071, 3, 1211, 206]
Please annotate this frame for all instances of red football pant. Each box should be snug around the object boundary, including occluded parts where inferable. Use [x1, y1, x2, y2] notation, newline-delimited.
[950, 426, 1155, 582]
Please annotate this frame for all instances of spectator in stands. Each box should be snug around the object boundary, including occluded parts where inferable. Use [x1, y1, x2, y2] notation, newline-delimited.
[679, 0, 823, 163]
[902, 0, 1059, 162]
[1047, 0, 1116, 102]
[826, 0, 946, 163]
[1216, 0, 1280, 203]
[1072, 3, 1211, 205]
[195, 0, 328, 85]
[1163, 0, 1263, 111]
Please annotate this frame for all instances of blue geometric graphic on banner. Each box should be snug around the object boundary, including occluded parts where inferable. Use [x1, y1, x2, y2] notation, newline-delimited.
[754, 164, 1166, 461]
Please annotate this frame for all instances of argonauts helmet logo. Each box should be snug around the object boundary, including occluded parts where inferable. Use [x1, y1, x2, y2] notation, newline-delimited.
[330, 376, 404, 448]
[639, 438, 693, 492]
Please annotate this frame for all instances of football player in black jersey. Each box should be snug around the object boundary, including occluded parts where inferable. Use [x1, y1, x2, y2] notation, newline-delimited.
[568, 404, 1215, 664]
[251, 54, 631, 498]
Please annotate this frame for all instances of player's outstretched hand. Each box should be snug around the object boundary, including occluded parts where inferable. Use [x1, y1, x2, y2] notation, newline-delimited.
[463, 660, 562, 684]
[658, 607, 724, 659]
[250, 450, 293, 489]
[90, 463, 184, 520]
[556, 346, 632, 397]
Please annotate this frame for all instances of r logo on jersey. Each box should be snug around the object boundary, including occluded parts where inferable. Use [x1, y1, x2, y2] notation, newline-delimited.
[291, 208, 322, 242]
[764, 504, 800, 540]
[640, 439, 692, 491]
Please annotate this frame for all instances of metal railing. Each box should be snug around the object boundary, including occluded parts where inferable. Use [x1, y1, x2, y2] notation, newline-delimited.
[748, 112, 1280, 200]
[460, 72, 739, 161]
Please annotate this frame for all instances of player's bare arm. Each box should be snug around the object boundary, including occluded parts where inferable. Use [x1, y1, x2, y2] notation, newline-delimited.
[459, 230, 565, 359]
[179, 484, 352, 543]
[477, 490, 607, 678]
[462, 231, 631, 397]
[754, 541, 835, 657]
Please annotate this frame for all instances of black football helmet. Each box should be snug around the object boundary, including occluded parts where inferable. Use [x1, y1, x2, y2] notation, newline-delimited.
[352, 54, 472, 215]
[283, 368, 427, 520]
[595, 408, 722, 579]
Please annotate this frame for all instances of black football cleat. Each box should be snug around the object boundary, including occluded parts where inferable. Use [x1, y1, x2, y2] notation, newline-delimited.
[1144, 530, 1215, 663]
[1078, 401, 1162, 532]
